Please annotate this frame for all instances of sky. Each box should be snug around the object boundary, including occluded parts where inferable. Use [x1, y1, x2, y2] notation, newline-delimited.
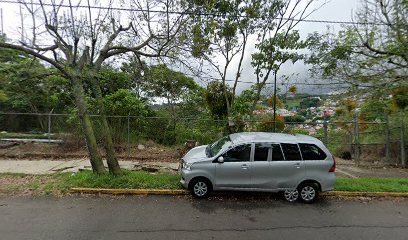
[0, 0, 361, 95]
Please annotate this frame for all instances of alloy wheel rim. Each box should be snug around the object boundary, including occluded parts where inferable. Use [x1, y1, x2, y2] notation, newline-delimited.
[301, 186, 316, 201]
[284, 189, 299, 202]
[193, 182, 208, 197]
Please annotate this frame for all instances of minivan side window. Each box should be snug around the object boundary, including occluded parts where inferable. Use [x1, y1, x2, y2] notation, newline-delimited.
[222, 144, 251, 162]
[299, 143, 327, 160]
[281, 143, 302, 161]
[254, 143, 270, 161]
[271, 144, 285, 161]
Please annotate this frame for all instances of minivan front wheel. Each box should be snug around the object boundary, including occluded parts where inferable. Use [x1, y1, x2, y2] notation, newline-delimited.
[298, 183, 319, 203]
[284, 189, 299, 203]
[190, 178, 212, 199]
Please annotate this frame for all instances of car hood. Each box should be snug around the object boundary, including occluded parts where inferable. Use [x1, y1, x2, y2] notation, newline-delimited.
[182, 145, 210, 163]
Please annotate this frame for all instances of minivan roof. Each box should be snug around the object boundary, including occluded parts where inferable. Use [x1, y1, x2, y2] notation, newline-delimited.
[229, 132, 322, 144]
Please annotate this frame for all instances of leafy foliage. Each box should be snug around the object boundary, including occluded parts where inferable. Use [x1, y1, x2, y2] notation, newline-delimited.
[306, 0, 408, 98]
[267, 95, 284, 109]
[258, 115, 285, 132]
[299, 98, 320, 109]
[204, 81, 233, 119]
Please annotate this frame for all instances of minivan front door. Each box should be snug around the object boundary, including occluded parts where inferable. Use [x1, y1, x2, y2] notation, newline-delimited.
[215, 144, 252, 189]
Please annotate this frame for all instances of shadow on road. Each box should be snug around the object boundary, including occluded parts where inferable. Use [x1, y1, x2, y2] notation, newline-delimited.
[189, 191, 333, 214]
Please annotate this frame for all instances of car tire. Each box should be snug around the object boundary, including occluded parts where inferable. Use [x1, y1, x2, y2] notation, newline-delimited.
[298, 182, 319, 203]
[283, 189, 299, 203]
[190, 178, 212, 199]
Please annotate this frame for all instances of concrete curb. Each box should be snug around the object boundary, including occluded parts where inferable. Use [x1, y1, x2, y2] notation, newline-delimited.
[71, 188, 408, 198]
[321, 191, 408, 198]
[70, 188, 189, 195]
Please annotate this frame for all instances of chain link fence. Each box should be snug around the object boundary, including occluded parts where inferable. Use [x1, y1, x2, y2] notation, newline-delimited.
[0, 112, 406, 166]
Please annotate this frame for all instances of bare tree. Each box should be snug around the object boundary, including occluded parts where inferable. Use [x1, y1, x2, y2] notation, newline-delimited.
[0, 0, 189, 175]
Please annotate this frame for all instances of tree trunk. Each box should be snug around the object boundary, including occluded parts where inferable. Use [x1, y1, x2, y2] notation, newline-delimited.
[89, 77, 122, 176]
[72, 78, 106, 174]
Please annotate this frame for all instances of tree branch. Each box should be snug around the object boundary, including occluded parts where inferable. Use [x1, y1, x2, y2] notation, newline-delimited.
[0, 42, 69, 78]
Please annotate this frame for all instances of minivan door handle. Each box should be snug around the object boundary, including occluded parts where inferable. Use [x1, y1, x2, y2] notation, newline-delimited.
[241, 164, 249, 169]
[294, 163, 301, 169]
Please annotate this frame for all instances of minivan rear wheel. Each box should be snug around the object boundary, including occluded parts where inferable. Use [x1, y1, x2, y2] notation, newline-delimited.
[298, 183, 319, 203]
[190, 178, 212, 199]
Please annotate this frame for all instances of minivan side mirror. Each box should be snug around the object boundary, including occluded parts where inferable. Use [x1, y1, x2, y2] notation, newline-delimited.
[217, 156, 224, 163]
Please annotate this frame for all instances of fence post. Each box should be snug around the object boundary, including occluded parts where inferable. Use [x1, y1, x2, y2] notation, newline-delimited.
[127, 112, 130, 158]
[47, 109, 54, 143]
[385, 114, 390, 164]
[323, 112, 328, 146]
[401, 112, 406, 168]
[353, 114, 360, 164]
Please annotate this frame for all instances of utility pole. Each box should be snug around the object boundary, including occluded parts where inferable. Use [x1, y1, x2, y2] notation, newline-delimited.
[323, 111, 328, 146]
[0, 8, 3, 35]
[273, 73, 277, 132]
[20, 6, 24, 42]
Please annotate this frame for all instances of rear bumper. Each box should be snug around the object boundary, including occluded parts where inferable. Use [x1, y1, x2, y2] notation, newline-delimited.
[321, 173, 336, 192]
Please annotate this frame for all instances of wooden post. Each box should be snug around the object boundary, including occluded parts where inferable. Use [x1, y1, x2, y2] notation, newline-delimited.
[354, 114, 360, 164]
[48, 109, 54, 143]
[385, 114, 390, 163]
[401, 112, 406, 168]
[127, 112, 131, 158]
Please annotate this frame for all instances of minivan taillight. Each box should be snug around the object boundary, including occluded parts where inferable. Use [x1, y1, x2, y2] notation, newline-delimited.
[329, 156, 336, 172]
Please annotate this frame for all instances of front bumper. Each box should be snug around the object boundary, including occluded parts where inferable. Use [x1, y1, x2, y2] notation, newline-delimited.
[179, 168, 190, 189]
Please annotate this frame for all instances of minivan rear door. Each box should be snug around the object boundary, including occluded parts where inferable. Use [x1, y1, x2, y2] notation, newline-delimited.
[268, 143, 305, 190]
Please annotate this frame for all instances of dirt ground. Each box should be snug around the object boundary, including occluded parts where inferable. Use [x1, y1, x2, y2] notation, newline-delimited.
[0, 141, 182, 162]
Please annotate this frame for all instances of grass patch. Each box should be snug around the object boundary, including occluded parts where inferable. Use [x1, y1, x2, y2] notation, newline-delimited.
[335, 178, 408, 192]
[0, 132, 50, 139]
[0, 170, 182, 195]
[2, 173, 408, 196]
[286, 99, 301, 110]
[61, 170, 182, 190]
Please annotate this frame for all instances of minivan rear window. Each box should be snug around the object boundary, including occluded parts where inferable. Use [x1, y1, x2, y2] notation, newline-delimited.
[299, 143, 327, 160]
[254, 143, 269, 161]
[281, 143, 302, 161]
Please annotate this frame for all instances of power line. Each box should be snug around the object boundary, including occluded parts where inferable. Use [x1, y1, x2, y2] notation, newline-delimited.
[184, 73, 351, 87]
[0, 0, 388, 26]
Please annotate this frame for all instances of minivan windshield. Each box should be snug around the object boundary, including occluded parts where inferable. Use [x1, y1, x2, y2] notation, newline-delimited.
[206, 135, 233, 157]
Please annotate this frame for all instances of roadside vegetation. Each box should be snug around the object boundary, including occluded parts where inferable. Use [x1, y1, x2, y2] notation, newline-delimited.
[1, 172, 408, 196]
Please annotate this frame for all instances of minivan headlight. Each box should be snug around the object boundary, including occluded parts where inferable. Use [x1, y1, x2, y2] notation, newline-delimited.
[183, 162, 193, 170]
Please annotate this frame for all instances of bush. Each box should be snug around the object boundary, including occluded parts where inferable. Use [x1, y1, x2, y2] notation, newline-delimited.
[257, 115, 285, 132]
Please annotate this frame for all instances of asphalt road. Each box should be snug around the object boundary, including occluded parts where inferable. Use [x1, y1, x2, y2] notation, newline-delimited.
[0, 195, 407, 240]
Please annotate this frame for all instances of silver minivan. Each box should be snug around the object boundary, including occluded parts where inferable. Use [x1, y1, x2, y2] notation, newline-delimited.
[180, 132, 336, 203]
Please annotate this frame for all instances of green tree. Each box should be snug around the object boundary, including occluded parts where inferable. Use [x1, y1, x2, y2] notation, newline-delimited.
[187, 0, 264, 118]
[204, 81, 233, 120]
[0, 39, 71, 129]
[144, 64, 201, 144]
[232, 87, 257, 116]
[299, 98, 321, 109]
[307, 0, 408, 98]
[0, 0, 189, 175]
[251, 30, 307, 131]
